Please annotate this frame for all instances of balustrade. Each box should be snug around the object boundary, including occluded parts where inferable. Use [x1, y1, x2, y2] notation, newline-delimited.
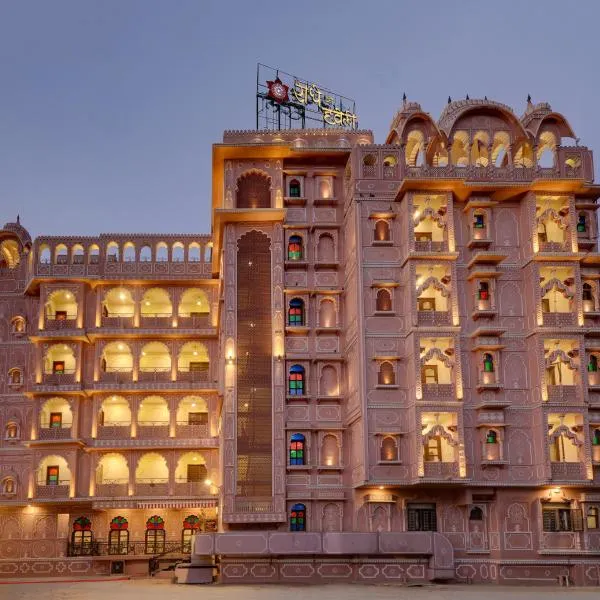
[35, 483, 70, 498]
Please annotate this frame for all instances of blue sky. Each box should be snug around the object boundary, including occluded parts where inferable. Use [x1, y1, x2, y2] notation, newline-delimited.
[1, 0, 598, 236]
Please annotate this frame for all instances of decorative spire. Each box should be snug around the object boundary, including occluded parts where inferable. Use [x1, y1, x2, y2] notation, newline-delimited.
[466, 94, 469, 100]
[484, 95, 488, 101]
[402, 92, 407, 103]
[448, 96, 452, 104]
[527, 94, 532, 103]
[16, 214, 20, 224]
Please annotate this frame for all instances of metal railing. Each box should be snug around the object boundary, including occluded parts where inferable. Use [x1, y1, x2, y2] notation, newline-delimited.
[67, 540, 187, 557]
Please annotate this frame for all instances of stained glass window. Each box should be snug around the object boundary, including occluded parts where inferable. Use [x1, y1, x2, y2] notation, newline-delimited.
[290, 503, 306, 531]
[46, 465, 59, 485]
[290, 433, 305, 465]
[288, 299, 304, 326]
[288, 235, 303, 260]
[288, 365, 305, 396]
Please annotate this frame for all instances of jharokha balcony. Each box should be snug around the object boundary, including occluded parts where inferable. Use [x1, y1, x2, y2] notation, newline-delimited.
[551, 462, 587, 481]
[37, 426, 72, 440]
[35, 481, 70, 499]
[44, 315, 78, 330]
[423, 462, 460, 479]
[95, 481, 129, 497]
[135, 478, 169, 496]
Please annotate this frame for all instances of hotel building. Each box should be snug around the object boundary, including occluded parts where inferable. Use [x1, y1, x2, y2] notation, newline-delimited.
[1, 97, 599, 585]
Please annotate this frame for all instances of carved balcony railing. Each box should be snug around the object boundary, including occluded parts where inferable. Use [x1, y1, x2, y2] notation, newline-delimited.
[177, 315, 211, 329]
[413, 240, 448, 253]
[136, 422, 169, 439]
[173, 480, 211, 496]
[44, 316, 78, 330]
[97, 369, 133, 384]
[175, 422, 209, 439]
[95, 481, 129, 497]
[422, 383, 455, 400]
[234, 497, 274, 514]
[539, 241, 569, 253]
[139, 315, 173, 329]
[137, 368, 172, 383]
[176, 368, 210, 384]
[542, 312, 577, 327]
[550, 462, 587, 481]
[423, 462, 460, 479]
[38, 427, 72, 440]
[67, 540, 187, 557]
[547, 385, 579, 403]
[35, 483, 70, 499]
[41, 371, 77, 386]
[101, 315, 135, 329]
[417, 311, 451, 327]
[135, 479, 169, 496]
[96, 423, 131, 439]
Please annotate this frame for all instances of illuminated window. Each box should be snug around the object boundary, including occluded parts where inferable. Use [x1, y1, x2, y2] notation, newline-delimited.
[417, 297, 435, 311]
[587, 506, 599, 529]
[71, 517, 93, 556]
[289, 433, 305, 466]
[474, 213, 485, 229]
[49, 412, 62, 428]
[108, 516, 129, 555]
[53, 361, 65, 375]
[145, 515, 165, 554]
[577, 213, 587, 233]
[380, 436, 398, 462]
[583, 283, 594, 302]
[542, 506, 582, 532]
[289, 179, 301, 198]
[483, 354, 494, 373]
[588, 355, 598, 373]
[424, 436, 442, 461]
[422, 365, 438, 384]
[290, 503, 306, 532]
[288, 298, 304, 326]
[376, 289, 392, 312]
[46, 465, 60, 486]
[287, 235, 303, 260]
[182, 515, 201, 553]
[478, 281, 489, 301]
[6, 423, 18, 439]
[374, 220, 390, 242]
[378, 362, 395, 386]
[288, 365, 305, 396]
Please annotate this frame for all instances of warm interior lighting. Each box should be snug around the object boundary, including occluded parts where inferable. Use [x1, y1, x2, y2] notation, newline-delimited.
[204, 479, 212, 486]
[119, 292, 126, 300]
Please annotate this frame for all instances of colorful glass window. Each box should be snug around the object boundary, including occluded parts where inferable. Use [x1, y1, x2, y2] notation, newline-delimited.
[289, 179, 301, 198]
[288, 298, 304, 326]
[588, 355, 598, 372]
[50, 412, 62, 428]
[577, 214, 587, 233]
[478, 281, 489, 301]
[108, 517, 129, 555]
[46, 465, 59, 485]
[288, 235, 303, 260]
[53, 361, 65, 375]
[474, 213, 485, 229]
[593, 429, 600, 446]
[288, 365, 305, 396]
[483, 353, 494, 373]
[290, 503, 306, 531]
[289, 433, 305, 465]
[145, 515, 166, 554]
[486, 430, 497, 444]
[182, 515, 201, 553]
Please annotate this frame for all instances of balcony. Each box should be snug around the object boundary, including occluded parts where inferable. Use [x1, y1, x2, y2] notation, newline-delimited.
[547, 385, 579, 403]
[539, 241, 569, 253]
[35, 483, 70, 499]
[417, 311, 451, 327]
[38, 427, 72, 440]
[97, 423, 131, 439]
[177, 315, 211, 329]
[550, 462, 587, 481]
[173, 480, 210, 496]
[137, 369, 172, 383]
[95, 481, 129, 497]
[542, 312, 577, 327]
[44, 316, 78, 331]
[413, 240, 447, 253]
[139, 315, 173, 329]
[98, 369, 133, 384]
[423, 462, 459, 479]
[422, 383, 455, 400]
[67, 540, 187, 558]
[176, 422, 209, 439]
[101, 315, 134, 329]
[136, 422, 169, 439]
[40, 371, 77, 386]
[233, 497, 274, 514]
[176, 368, 210, 384]
[135, 479, 169, 496]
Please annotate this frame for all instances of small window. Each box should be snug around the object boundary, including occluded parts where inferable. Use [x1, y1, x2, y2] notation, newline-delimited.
[483, 353, 494, 373]
[49, 412, 62, 428]
[3, 478, 16, 495]
[55, 310, 68, 321]
[583, 283, 594, 302]
[288, 235, 303, 260]
[592, 429, 600, 446]
[478, 282, 489, 300]
[473, 213, 485, 229]
[577, 213, 587, 233]
[543, 507, 583, 532]
[288, 365, 305, 396]
[422, 365, 438, 384]
[46, 465, 60, 486]
[418, 297, 436, 311]
[469, 507, 484, 521]
[424, 436, 442, 462]
[380, 436, 398, 462]
[374, 220, 390, 242]
[415, 232, 433, 242]
[407, 503, 437, 531]
[290, 433, 305, 466]
[289, 179, 301, 198]
[588, 355, 598, 373]
[378, 362, 395, 386]
[376, 289, 392, 312]
[188, 412, 208, 426]
[186, 463, 207, 483]
[290, 503, 306, 531]
[541, 298, 550, 313]
[486, 430, 497, 444]
[6, 423, 18, 439]
[288, 298, 305, 326]
[53, 361, 65, 375]
[587, 506, 599, 529]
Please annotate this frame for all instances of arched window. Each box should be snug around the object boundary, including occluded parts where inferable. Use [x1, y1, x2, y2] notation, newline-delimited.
[583, 283, 594, 302]
[72, 245, 84, 264]
[106, 242, 120, 262]
[71, 516, 93, 556]
[288, 235, 303, 260]
[317, 233, 335, 263]
[376, 289, 392, 312]
[380, 436, 398, 462]
[473, 213, 485, 230]
[288, 298, 304, 326]
[288, 365, 305, 396]
[108, 516, 129, 555]
[483, 353, 494, 373]
[321, 434, 339, 466]
[378, 361, 395, 386]
[156, 242, 168, 262]
[88, 245, 99, 265]
[486, 430, 497, 444]
[588, 355, 598, 373]
[39, 245, 51, 264]
[204, 244, 212, 263]
[289, 433, 306, 466]
[140, 245, 152, 262]
[182, 515, 201, 553]
[188, 243, 201, 262]
[319, 299, 336, 328]
[11, 316, 25, 334]
[289, 179, 301, 198]
[123, 243, 135, 262]
[374, 220, 390, 242]
[469, 507, 483, 521]
[2, 477, 16, 495]
[9, 368, 22, 385]
[172, 242, 185, 262]
[236, 172, 271, 209]
[5, 422, 19, 440]
[145, 515, 165, 554]
[290, 503, 306, 532]
[587, 506, 599, 529]
[577, 213, 588, 233]
[55, 244, 68, 265]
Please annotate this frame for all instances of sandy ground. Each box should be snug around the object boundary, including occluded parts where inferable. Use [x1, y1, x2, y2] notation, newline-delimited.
[1, 579, 599, 600]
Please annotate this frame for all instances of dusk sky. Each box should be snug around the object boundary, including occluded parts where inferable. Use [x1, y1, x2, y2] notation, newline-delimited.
[1, 0, 598, 237]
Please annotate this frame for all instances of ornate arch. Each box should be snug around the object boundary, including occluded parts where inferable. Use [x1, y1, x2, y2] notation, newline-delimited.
[414, 205, 446, 227]
[422, 424, 458, 446]
[540, 278, 574, 299]
[416, 276, 450, 298]
[537, 208, 569, 230]
[548, 424, 583, 446]
[545, 349, 576, 369]
[420, 347, 454, 368]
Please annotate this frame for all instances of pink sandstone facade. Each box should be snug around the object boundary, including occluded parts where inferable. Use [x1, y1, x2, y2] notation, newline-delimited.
[1, 97, 600, 585]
